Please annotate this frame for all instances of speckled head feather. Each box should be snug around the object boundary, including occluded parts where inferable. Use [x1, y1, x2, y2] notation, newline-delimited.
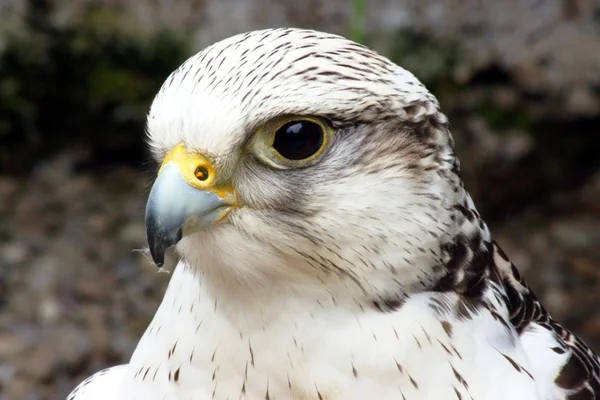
[147, 28, 442, 157]
[70, 28, 599, 400]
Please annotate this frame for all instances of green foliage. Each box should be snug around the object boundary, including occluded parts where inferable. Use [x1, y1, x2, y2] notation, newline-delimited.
[478, 103, 534, 131]
[349, 0, 366, 44]
[0, 0, 191, 173]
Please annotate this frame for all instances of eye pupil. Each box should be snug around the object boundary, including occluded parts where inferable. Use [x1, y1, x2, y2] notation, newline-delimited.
[272, 120, 324, 161]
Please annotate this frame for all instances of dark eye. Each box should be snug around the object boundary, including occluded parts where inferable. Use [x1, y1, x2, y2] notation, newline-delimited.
[272, 120, 324, 160]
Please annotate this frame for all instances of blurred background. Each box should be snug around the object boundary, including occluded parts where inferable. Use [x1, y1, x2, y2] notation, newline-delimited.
[1, 0, 599, 398]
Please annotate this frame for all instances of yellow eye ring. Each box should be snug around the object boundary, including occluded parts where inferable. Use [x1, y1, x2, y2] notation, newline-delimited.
[251, 116, 334, 169]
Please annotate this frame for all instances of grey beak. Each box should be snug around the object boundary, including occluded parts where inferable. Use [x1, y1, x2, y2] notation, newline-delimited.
[145, 164, 229, 267]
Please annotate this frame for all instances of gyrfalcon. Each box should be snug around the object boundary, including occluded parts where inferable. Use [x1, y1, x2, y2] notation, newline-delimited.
[68, 28, 600, 400]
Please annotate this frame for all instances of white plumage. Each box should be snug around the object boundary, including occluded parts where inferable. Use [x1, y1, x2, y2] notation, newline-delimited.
[69, 28, 600, 400]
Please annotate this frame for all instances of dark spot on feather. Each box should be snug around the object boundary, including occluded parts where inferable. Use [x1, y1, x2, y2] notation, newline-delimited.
[441, 320, 453, 338]
[408, 373, 419, 389]
[317, 388, 324, 400]
[249, 342, 255, 367]
[454, 387, 462, 400]
[421, 325, 432, 344]
[499, 352, 532, 379]
[490, 310, 512, 333]
[377, 298, 404, 312]
[501, 353, 521, 372]
[395, 360, 404, 374]
[413, 335, 422, 349]
[451, 365, 468, 389]
[437, 339, 453, 356]
[556, 353, 589, 390]
[168, 341, 178, 359]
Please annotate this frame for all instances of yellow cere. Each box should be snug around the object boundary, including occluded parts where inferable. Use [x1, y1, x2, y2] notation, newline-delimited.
[159, 145, 238, 205]
[159, 144, 216, 188]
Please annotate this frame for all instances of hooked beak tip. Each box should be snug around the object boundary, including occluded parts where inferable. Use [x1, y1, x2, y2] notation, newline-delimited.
[144, 163, 234, 268]
[146, 224, 182, 268]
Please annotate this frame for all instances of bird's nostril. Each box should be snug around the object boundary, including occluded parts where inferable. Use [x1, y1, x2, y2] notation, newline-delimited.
[194, 166, 209, 181]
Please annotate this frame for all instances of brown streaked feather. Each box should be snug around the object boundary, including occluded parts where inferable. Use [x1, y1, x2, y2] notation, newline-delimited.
[492, 241, 600, 399]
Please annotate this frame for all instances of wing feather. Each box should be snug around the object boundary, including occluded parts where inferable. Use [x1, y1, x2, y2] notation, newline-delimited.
[493, 241, 600, 399]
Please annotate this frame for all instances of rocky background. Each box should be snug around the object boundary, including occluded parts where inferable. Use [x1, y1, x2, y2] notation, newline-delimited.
[1, 0, 600, 399]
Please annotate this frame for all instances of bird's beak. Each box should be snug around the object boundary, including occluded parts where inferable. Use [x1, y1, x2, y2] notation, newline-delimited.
[145, 145, 237, 267]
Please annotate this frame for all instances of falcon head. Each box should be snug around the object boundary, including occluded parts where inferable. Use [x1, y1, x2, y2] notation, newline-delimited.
[145, 28, 470, 304]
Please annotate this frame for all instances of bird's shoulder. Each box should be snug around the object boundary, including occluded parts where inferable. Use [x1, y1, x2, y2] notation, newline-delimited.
[67, 365, 128, 400]
[491, 241, 600, 399]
